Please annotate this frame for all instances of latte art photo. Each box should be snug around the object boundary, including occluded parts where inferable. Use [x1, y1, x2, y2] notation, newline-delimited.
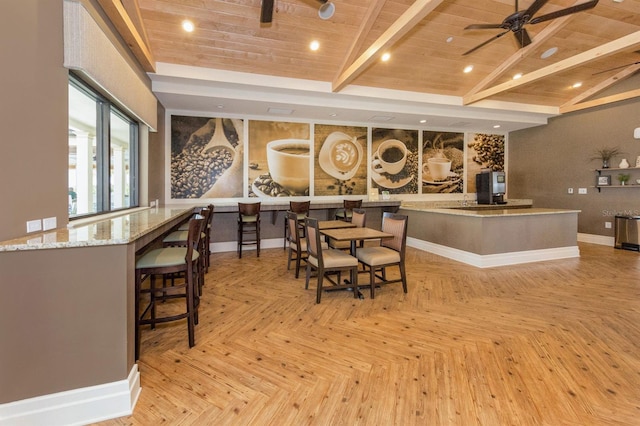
[331, 140, 359, 173]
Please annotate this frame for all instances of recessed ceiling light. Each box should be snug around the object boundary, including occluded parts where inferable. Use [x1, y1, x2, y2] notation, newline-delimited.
[541, 47, 558, 59]
[446, 36, 453, 43]
[572, 82, 583, 88]
[513, 73, 522, 80]
[217, 104, 224, 109]
[463, 65, 474, 73]
[329, 113, 337, 117]
[381, 52, 391, 62]
[420, 119, 427, 123]
[182, 20, 194, 32]
[310, 40, 320, 51]
[493, 124, 501, 129]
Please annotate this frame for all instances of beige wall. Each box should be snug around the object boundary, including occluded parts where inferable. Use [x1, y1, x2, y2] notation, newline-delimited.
[509, 84, 640, 237]
[0, 0, 68, 241]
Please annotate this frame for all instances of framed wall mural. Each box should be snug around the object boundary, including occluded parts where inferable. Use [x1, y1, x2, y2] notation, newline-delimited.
[466, 133, 505, 193]
[422, 131, 464, 194]
[370, 128, 419, 195]
[314, 124, 367, 196]
[248, 120, 311, 197]
[170, 115, 244, 199]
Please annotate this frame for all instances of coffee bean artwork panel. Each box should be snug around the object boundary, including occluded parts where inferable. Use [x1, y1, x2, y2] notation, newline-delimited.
[314, 124, 367, 196]
[170, 116, 243, 199]
[371, 128, 419, 195]
[248, 120, 310, 197]
[466, 133, 505, 193]
[422, 131, 464, 194]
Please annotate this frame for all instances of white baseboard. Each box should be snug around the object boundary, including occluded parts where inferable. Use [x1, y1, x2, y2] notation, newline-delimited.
[0, 364, 140, 426]
[211, 238, 283, 253]
[577, 233, 614, 246]
[407, 237, 580, 268]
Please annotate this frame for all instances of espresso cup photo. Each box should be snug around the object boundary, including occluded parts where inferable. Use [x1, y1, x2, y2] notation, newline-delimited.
[266, 139, 310, 194]
[372, 139, 407, 175]
[426, 157, 452, 181]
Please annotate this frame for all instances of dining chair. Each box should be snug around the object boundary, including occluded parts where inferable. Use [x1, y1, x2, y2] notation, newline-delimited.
[304, 217, 359, 303]
[329, 208, 366, 250]
[286, 211, 328, 278]
[135, 216, 204, 360]
[355, 212, 408, 299]
[283, 200, 310, 250]
[237, 202, 261, 258]
[335, 199, 363, 222]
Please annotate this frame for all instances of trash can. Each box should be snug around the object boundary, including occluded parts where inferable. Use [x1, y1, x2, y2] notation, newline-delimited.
[614, 215, 640, 251]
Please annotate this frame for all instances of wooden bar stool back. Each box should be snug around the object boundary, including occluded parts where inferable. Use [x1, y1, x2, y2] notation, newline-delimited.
[237, 202, 261, 258]
[335, 199, 362, 222]
[135, 216, 204, 360]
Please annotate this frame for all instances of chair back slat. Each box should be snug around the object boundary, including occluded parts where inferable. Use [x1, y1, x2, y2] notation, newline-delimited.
[381, 213, 407, 253]
[239, 202, 261, 217]
[351, 208, 366, 228]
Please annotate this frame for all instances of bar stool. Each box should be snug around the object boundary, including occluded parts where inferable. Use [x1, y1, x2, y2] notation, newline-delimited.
[283, 200, 310, 249]
[237, 202, 261, 258]
[176, 205, 214, 272]
[135, 216, 204, 360]
[335, 199, 362, 222]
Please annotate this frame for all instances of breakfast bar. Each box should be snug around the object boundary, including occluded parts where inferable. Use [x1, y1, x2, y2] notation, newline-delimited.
[0, 207, 193, 420]
[399, 203, 580, 268]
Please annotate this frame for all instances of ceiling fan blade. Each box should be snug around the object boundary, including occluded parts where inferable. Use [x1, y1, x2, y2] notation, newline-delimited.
[260, 0, 274, 23]
[462, 30, 510, 56]
[529, 0, 599, 25]
[513, 28, 532, 48]
[592, 61, 640, 75]
[465, 23, 505, 30]
[522, 0, 549, 21]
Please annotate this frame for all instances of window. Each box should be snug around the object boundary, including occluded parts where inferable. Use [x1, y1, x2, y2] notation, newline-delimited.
[68, 75, 138, 217]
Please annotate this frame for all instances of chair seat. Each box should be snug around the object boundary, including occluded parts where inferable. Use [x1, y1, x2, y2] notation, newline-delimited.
[240, 214, 258, 223]
[137, 247, 200, 269]
[291, 240, 328, 252]
[309, 249, 358, 268]
[356, 246, 400, 266]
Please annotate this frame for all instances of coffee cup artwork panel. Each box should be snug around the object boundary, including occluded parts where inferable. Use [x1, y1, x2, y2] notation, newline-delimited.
[266, 139, 311, 194]
[426, 158, 452, 181]
[372, 139, 407, 175]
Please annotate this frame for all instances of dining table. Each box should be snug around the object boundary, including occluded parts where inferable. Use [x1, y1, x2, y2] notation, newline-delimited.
[318, 220, 357, 230]
[319, 226, 394, 256]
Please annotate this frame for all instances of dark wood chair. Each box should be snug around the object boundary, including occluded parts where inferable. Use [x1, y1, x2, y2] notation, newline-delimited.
[329, 208, 366, 250]
[355, 212, 408, 299]
[287, 211, 328, 278]
[135, 216, 204, 360]
[283, 200, 310, 249]
[304, 217, 359, 303]
[237, 202, 261, 258]
[335, 199, 363, 222]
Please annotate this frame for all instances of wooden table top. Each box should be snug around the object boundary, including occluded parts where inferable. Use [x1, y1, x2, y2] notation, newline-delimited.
[320, 227, 393, 242]
[318, 220, 358, 230]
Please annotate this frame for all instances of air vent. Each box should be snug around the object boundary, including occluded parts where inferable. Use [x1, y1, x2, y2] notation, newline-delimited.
[369, 115, 394, 122]
[448, 121, 471, 128]
[267, 107, 294, 115]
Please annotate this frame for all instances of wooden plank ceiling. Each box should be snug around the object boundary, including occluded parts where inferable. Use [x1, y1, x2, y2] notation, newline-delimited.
[107, 0, 640, 112]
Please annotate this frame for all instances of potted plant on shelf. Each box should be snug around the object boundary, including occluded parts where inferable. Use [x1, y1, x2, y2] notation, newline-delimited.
[617, 173, 630, 186]
[591, 146, 621, 169]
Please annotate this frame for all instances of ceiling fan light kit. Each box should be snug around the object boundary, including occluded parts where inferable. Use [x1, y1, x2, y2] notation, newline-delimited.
[462, 0, 599, 56]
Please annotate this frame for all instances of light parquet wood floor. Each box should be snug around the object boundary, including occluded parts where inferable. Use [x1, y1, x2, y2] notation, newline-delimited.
[97, 243, 640, 425]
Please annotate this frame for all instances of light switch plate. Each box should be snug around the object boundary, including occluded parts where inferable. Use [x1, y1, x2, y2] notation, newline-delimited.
[567, 188, 574, 194]
[43, 217, 57, 231]
[578, 188, 587, 194]
[27, 219, 42, 233]
[605, 222, 612, 229]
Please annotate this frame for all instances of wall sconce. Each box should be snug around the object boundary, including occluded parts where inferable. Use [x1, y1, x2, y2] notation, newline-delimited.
[318, 0, 335, 19]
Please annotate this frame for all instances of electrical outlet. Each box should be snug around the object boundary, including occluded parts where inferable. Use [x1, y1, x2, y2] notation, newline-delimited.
[43, 217, 57, 231]
[567, 188, 574, 194]
[605, 222, 612, 229]
[150, 200, 156, 207]
[26, 219, 42, 233]
[578, 188, 587, 194]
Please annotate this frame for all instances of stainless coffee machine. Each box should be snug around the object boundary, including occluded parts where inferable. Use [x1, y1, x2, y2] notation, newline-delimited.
[476, 170, 506, 205]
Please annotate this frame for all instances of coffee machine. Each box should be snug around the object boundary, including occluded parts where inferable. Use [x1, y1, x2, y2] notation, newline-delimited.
[476, 170, 506, 205]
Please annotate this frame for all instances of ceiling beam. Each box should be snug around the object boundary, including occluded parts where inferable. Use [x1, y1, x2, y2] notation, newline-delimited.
[97, 0, 156, 72]
[561, 63, 640, 108]
[463, 30, 640, 105]
[332, 0, 444, 92]
[465, 1, 582, 97]
[559, 87, 640, 114]
[335, 0, 388, 79]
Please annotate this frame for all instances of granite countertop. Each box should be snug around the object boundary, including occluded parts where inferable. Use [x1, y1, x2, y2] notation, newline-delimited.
[201, 199, 402, 213]
[400, 205, 580, 217]
[0, 207, 193, 252]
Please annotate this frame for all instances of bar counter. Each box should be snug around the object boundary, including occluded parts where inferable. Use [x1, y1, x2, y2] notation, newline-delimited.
[0, 206, 195, 421]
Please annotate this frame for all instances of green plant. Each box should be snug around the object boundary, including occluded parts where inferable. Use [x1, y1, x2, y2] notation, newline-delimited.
[591, 146, 622, 162]
[617, 173, 630, 185]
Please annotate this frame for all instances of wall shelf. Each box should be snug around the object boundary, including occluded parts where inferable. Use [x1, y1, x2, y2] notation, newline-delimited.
[595, 167, 640, 192]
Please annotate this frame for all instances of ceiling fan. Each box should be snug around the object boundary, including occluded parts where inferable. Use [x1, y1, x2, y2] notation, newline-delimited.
[462, 0, 599, 56]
